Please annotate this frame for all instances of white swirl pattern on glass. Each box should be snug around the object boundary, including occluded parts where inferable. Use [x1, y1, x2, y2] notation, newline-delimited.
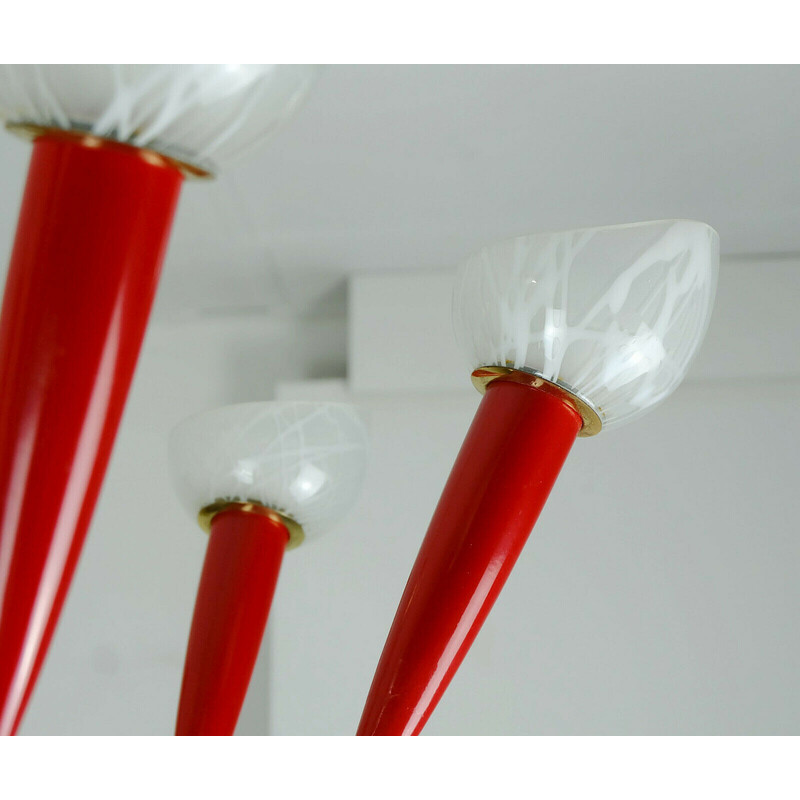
[453, 219, 719, 429]
[169, 402, 368, 538]
[0, 64, 316, 172]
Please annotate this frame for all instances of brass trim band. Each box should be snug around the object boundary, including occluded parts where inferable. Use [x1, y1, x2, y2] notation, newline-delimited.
[5, 122, 213, 180]
[198, 500, 305, 550]
[471, 365, 603, 437]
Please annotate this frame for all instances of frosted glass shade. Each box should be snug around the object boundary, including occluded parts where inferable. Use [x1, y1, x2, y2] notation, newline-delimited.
[453, 219, 719, 430]
[169, 402, 368, 538]
[0, 64, 316, 173]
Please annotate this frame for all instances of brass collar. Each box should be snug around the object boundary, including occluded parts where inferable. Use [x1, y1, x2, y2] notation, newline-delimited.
[198, 500, 305, 550]
[471, 365, 603, 437]
[6, 122, 213, 179]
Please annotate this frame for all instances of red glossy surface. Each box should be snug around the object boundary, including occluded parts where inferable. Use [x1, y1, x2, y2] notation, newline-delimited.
[176, 508, 288, 736]
[357, 378, 582, 735]
[0, 135, 182, 735]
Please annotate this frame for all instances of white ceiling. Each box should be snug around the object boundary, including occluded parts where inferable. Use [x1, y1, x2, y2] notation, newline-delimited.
[1, 65, 799, 318]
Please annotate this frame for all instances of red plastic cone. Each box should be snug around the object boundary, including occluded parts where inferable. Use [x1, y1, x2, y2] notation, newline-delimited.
[175, 507, 289, 736]
[0, 133, 182, 734]
[357, 377, 582, 735]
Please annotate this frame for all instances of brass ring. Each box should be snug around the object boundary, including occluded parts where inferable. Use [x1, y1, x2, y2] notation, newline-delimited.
[5, 122, 213, 180]
[471, 365, 603, 437]
[197, 500, 305, 550]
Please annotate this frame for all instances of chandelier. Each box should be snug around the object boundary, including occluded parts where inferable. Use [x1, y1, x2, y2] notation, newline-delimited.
[0, 65, 719, 736]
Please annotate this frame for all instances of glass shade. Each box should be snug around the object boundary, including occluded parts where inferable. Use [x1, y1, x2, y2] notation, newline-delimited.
[169, 402, 368, 539]
[0, 64, 316, 173]
[453, 219, 719, 430]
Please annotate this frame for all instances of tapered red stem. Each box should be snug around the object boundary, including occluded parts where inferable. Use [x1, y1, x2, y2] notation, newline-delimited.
[176, 508, 288, 736]
[358, 378, 582, 735]
[0, 134, 182, 735]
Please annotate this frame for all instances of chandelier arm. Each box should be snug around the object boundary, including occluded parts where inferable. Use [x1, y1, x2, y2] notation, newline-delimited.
[357, 378, 581, 735]
[0, 135, 182, 735]
[175, 507, 288, 736]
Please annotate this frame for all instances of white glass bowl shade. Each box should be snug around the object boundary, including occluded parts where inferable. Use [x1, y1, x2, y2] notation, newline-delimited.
[453, 219, 719, 430]
[0, 64, 316, 173]
[169, 402, 368, 539]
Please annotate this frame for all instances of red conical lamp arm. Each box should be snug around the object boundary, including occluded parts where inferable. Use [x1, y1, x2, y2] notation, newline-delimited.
[175, 507, 288, 736]
[358, 378, 582, 736]
[0, 134, 182, 735]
